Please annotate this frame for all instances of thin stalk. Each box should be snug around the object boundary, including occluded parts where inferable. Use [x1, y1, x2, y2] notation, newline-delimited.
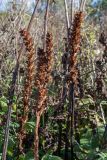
[71, 0, 74, 25]
[64, 0, 70, 40]
[2, 63, 20, 160]
[27, 0, 40, 32]
[34, 114, 41, 160]
[68, 11, 84, 160]
[64, 113, 70, 160]
[63, 1, 71, 158]
[69, 83, 75, 159]
[79, 0, 86, 11]
[1, 1, 40, 159]
[100, 104, 106, 127]
[43, 0, 50, 52]
[57, 121, 62, 156]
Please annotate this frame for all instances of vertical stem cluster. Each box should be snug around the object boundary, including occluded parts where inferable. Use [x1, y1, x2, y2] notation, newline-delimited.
[34, 32, 53, 160]
[19, 29, 35, 154]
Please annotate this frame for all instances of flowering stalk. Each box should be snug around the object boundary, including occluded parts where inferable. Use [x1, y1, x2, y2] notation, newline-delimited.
[19, 29, 35, 154]
[68, 11, 84, 159]
[34, 32, 53, 160]
[68, 11, 84, 94]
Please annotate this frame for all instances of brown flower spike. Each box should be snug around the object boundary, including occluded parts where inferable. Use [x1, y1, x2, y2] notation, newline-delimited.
[69, 11, 84, 95]
[34, 32, 53, 160]
[19, 29, 35, 153]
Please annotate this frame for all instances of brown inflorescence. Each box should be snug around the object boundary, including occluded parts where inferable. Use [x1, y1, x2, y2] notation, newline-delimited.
[35, 32, 53, 88]
[68, 11, 84, 96]
[35, 48, 47, 87]
[35, 32, 53, 113]
[19, 29, 35, 153]
[34, 32, 53, 160]
[46, 32, 53, 83]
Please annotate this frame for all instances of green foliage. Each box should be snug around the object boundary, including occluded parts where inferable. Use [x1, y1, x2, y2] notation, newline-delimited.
[42, 154, 62, 160]
[0, 96, 8, 112]
[101, 0, 107, 10]
[25, 121, 35, 132]
[0, 0, 107, 160]
[79, 96, 94, 106]
[97, 152, 107, 160]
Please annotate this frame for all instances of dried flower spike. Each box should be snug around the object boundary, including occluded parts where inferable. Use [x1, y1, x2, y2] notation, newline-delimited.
[69, 11, 84, 95]
[19, 29, 35, 153]
[34, 32, 53, 160]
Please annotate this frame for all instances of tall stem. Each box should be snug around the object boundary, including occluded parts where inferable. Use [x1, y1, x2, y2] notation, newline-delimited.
[80, 0, 86, 11]
[71, 0, 74, 25]
[63, 1, 71, 159]
[64, 114, 70, 160]
[34, 114, 41, 160]
[43, 0, 50, 52]
[57, 121, 62, 156]
[64, 0, 70, 40]
[69, 83, 75, 159]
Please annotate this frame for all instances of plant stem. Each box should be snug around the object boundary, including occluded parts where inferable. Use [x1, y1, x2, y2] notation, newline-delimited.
[43, 0, 50, 52]
[69, 83, 75, 160]
[34, 114, 41, 160]
[71, 0, 74, 25]
[64, 0, 70, 40]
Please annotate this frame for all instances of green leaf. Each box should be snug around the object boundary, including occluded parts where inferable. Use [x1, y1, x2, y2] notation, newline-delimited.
[97, 152, 107, 159]
[25, 151, 34, 160]
[79, 97, 94, 106]
[18, 155, 25, 160]
[0, 96, 7, 103]
[7, 150, 13, 157]
[0, 96, 8, 112]
[0, 153, 2, 159]
[42, 154, 62, 160]
[81, 138, 89, 145]
[100, 101, 107, 105]
[91, 135, 100, 149]
[25, 121, 35, 132]
[12, 103, 17, 112]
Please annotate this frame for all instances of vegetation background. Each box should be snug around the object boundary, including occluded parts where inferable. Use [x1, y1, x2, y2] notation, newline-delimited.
[0, 0, 107, 160]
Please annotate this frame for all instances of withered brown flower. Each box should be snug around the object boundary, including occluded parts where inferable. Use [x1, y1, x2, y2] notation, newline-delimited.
[68, 11, 84, 96]
[34, 32, 53, 160]
[19, 28, 35, 153]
